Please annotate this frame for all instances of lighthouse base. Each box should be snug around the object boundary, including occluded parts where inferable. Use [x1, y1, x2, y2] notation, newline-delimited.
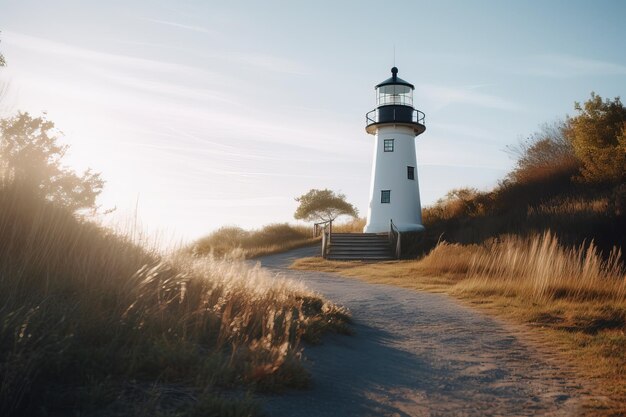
[363, 222, 425, 234]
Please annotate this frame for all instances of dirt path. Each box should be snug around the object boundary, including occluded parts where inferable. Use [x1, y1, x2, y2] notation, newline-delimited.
[256, 247, 594, 417]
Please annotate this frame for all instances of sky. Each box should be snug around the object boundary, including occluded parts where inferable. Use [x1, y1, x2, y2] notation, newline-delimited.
[1, 0, 625, 243]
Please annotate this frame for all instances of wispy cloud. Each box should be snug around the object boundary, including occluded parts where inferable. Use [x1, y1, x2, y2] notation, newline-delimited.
[226, 52, 311, 76]
[517, 54, 626, 78]
[3, 30, 210, 77]
[141, 18, 215, 35]
[417, 84, 521, 112]
[139, 18, 309, 76]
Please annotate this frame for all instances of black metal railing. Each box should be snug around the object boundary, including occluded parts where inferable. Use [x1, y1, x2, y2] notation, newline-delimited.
[313, 220, 333, 259]
[389, 219, 401, 259]
[366, 107, 425, 127]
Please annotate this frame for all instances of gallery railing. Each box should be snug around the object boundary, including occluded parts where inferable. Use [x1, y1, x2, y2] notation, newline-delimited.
[366, 107, 425, 127]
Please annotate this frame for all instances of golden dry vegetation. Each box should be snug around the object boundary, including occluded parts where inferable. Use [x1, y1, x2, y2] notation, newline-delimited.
[190, 223, 319, 259]
[0, 182, 350, 417]
[190, 217, 366, 260]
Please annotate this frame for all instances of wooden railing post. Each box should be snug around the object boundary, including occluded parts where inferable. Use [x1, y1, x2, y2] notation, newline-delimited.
[315, 219, 333, 259]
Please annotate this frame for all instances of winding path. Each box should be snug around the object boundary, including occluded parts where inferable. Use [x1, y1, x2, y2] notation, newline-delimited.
[257, 246, 594, 417]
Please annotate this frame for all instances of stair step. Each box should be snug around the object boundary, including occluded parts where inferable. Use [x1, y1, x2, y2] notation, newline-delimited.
[330, 242, 390, 248]
[325, 233, 396, 261]
[332, 233, 385, 237]
[327, 255, 395, 261]
[330, 235, 389, 242]
[331, 240, 389, 245]
[329, 248, 392, 253]
[331, 233, 381, 237]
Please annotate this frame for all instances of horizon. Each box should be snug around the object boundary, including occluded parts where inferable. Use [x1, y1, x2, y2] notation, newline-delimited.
[1, 0, 625, 242]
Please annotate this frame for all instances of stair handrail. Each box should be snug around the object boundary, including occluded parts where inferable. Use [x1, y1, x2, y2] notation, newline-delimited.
[389, 219, 401, 259]
[314, 219, 333, 258]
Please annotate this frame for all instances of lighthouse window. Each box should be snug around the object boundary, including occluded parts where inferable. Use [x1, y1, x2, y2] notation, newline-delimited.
[381, 190, 391, 204]
[407, 166, 415, 180]
[384, 139, 394, 152]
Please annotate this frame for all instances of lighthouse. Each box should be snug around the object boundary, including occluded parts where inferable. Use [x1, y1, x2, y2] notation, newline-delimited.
[364, 67, 426, 233]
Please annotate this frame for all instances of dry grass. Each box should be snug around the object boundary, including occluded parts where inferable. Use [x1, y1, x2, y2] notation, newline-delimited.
[190, 218, 366, 260]
[292, 232, 626, 415]
[331, 217, 366, 233]
[0, 182, 350, 416]
[190, 223, 319, 259]
[456, 232, 625, 301]
[419, 160, 625, 258]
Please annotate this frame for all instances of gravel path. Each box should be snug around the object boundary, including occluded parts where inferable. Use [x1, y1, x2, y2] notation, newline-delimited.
[256, 246, 593, 417]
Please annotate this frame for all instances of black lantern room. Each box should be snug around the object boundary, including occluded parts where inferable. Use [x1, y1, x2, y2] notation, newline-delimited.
[365, 67, 426, 135]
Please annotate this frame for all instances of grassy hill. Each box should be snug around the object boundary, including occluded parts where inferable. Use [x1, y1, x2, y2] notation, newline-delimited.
[0, 182, 349, 416]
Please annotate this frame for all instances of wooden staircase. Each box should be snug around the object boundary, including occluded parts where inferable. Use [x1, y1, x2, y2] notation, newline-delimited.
[326, 233, 395, 261]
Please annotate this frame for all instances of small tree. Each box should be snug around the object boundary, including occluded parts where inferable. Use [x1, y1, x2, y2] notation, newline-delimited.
[566, 93, 626, 183]
[0, 112, 104, 212]
[294, 188, 358, 223]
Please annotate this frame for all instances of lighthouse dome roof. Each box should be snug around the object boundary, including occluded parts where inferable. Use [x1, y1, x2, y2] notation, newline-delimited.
[375, 67, 414, 89]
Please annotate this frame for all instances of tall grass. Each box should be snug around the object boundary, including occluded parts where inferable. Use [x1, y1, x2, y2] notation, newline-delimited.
[429, 232, 626, 302]
[192, 223, 318, 259]
[0, 182, 349, 416]
[332, 217, 366, 233]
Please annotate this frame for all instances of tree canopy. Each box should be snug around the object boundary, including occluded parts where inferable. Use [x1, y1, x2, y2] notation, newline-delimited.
[566, 93, 626, 183]
[0, 112, 104, 212]
[294, 188, 358, 223]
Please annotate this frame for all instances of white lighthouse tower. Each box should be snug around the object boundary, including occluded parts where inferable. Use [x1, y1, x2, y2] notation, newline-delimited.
[364, 67, 426, 233]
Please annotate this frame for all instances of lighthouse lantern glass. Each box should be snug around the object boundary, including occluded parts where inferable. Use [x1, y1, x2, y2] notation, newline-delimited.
[376, 84, 413, 107]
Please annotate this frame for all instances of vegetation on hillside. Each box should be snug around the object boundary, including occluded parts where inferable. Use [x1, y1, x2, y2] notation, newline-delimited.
[0, 113, 350, 416]
[191, 189, 363, 260]
[191, 217, 368, 260]
[421, 93, 626, 256]
[191, 223, 318, 259]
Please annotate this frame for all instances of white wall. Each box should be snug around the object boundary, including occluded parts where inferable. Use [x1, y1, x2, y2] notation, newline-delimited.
[364, 125, 425, 233]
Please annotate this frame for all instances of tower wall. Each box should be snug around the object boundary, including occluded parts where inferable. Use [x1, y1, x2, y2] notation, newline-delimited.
[364, 125, 424, 233]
